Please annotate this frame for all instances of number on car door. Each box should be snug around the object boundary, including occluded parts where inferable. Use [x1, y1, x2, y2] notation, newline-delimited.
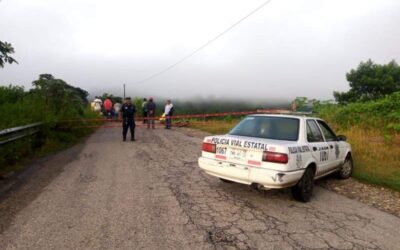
[306, 120, 330, 176]
[316, 120, 342, 170]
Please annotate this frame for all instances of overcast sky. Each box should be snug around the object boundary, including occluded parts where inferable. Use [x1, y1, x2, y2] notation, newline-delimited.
[1, 0, 399, 101]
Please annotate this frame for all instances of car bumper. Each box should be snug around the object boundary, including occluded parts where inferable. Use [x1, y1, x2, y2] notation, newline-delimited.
[198, 157, 305, 189]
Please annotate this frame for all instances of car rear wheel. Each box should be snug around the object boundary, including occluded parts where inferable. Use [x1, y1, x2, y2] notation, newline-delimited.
[219, 178, 233, 183]
[337, 155, 353, 179]
[291, 167, 315, 202]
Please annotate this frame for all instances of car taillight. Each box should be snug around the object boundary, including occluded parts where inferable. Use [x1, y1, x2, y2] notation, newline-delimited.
[262, 151, 288, 164]
[202, 142, 216, 153]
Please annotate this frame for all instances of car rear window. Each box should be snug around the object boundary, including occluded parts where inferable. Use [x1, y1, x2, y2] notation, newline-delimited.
[229, 116, 299, 141]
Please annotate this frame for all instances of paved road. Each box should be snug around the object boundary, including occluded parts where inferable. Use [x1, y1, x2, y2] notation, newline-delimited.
[1, 127, 399, 249]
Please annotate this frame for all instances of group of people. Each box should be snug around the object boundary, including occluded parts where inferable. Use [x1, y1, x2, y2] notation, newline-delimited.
[141, 98, 174, 129]
[119, 97, 174, 141]
[90, 98, 122, 120]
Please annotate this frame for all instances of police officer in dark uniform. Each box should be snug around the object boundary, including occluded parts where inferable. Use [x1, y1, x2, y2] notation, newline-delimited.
[120, 97, 136, 141]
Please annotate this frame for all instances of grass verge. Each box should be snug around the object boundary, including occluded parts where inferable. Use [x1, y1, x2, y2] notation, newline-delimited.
[188, 120, 239, 134]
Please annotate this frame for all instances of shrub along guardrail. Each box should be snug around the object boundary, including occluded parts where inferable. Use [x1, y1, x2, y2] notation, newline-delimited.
[0, 122, 45, 175]
[0, 122, 43, 145]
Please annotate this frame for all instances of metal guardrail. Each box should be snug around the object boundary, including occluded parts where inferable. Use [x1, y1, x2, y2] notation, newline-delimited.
[0, 122, 43, 145]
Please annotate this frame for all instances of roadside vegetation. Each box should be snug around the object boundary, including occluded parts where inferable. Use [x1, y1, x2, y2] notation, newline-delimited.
[315, 93, 400, 191]
[189, 119, 240, 135]
[0, 74, 100, 175]
[317, 60, 400, 191]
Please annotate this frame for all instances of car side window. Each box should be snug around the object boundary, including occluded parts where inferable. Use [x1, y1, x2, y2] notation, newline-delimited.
[306, 120, 324, 143]
[317, 120, 337, 142]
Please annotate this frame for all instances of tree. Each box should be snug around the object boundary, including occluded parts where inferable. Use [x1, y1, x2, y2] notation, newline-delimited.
[334, 59, 400, 104]
[31, 74, 88, 117]
[291, 97, 308, 111]
[0, 85, 25, 105]
[0, 41, 18, 68]
[134, 97, 143, 113]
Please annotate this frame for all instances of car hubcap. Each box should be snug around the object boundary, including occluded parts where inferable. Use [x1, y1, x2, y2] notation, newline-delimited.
[341, 160, 352, 176]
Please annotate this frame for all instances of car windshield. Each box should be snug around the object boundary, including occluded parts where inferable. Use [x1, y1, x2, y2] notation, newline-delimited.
[229, 116, 299, 141]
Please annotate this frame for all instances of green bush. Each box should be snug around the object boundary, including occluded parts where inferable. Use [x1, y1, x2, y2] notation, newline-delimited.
[316, 92, 400, 132]
[224, 115, 233, 122]
[0, 75, 98, 174]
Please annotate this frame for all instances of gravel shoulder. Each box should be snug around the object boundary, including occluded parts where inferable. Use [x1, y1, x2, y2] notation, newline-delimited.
[318, 178, 400, 218]
[0, 126, 399, 249]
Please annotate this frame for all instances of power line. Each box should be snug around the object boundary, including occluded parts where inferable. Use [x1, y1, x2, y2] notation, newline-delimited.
[134, 0, 274, 84]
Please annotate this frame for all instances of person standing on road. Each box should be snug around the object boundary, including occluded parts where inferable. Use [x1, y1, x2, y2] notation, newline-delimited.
[113, 102, 122, 121]
[146, 97, 156, 129]
[142, 98, 148, 124]
[93, 98, 102, 113]
[119, 97, 136, 141]
[103, 97, 113, 119]
[164, 100, 174, 129]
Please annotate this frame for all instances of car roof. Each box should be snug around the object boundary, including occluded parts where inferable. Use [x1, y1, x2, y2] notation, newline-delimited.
[248, 114, 320, 120]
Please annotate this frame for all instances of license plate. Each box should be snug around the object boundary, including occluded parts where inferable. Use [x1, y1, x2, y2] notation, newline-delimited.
[229, 148, 246, 161]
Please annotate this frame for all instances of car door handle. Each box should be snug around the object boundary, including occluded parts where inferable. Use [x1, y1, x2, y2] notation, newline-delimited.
[313, 147, 317, 151]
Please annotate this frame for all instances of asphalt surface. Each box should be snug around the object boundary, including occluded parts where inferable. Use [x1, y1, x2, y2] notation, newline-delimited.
[0, 126, 399, 250]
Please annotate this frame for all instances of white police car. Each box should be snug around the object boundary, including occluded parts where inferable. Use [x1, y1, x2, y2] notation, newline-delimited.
[198, 114, 353, 202]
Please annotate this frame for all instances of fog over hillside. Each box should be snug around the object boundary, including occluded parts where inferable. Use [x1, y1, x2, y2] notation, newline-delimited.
[1, 0, 399, 100]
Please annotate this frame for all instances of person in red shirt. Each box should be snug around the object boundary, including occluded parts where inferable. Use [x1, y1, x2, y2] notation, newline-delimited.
[103, 98, 113, 119]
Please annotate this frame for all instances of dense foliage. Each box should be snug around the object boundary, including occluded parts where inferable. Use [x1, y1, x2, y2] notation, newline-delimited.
[0, 74, 89, 129]
[334, 59, 400, 104]
[0, 75, 97, 172]
[316, 92, 400, 132]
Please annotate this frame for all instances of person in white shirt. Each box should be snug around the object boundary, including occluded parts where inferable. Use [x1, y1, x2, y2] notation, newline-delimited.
[164, 100, 174, 129]
[113, 102, 122, 120]
[93, 98, 102, 113]
[142, 98, 148, 124]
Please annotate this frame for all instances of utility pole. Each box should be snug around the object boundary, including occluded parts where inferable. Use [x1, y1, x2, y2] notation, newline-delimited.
[123, 84, 126, 99]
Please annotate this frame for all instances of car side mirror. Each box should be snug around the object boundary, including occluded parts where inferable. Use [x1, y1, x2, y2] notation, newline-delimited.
[337, 135, 347, 141]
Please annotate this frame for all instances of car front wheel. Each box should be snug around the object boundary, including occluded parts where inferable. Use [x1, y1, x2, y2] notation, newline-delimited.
[337, 155, 353, 179]
[291, 167, 315, 202]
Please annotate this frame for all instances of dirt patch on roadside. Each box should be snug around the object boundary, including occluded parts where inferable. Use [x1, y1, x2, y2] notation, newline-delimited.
[318, 178, 400, 218]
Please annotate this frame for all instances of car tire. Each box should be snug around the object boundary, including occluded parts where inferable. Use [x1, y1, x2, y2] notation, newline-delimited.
[337, 155, 353, 179]
[291, 167, 315, 202]
[219, 178, 233, 183]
